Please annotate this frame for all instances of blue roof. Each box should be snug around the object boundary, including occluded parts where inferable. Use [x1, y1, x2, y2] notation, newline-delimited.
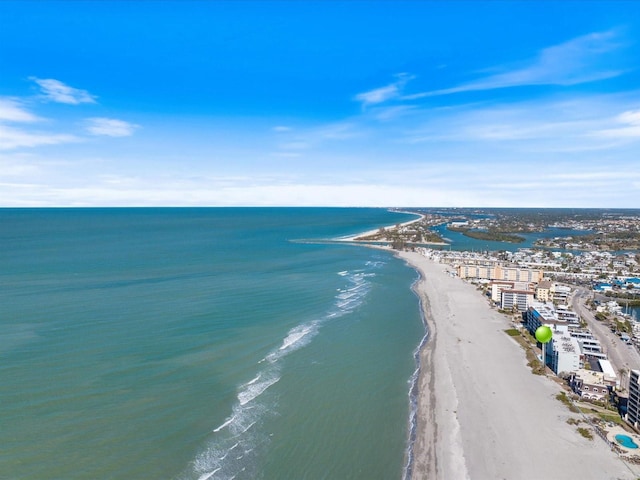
[626, 278, 640, 284]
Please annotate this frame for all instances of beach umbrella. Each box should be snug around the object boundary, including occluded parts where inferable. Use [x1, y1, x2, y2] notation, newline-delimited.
[535, 325, 553, 375]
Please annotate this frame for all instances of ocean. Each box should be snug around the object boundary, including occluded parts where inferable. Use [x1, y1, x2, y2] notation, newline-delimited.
[0, 208, 425, 480]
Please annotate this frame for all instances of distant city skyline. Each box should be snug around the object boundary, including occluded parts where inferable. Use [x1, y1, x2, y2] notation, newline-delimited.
[1, 1, 639, 207]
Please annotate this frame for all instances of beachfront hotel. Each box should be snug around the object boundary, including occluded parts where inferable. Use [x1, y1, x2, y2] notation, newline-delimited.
[500, 289, 535, 312]
[525, 302, 561, 333]
[547, 325, 581, 375]
[525, 304, 586, 374]
[457, 264, 543, 283]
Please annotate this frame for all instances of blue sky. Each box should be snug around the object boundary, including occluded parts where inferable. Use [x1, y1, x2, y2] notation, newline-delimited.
[1, 1, 639, 207]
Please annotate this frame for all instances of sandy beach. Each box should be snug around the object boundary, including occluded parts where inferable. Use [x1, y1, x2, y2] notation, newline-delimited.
[338, 211, 425, 241]
[398, 250, 639, 480]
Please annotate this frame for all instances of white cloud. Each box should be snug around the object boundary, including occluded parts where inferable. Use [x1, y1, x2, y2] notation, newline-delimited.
[85, 117, 139, 137]
[368, 104, 417, 121]
[1, 147, 637, 207]
[0, 124, 79, 150]
[2, 165, 633, 207]
[272, 121, 361, 157]
[398, 94, 640, 155]
[618, 110, 640, 125]
[31, 77, 97, 104]
[0, 96, 79, 150]
[354, 73, 414, 107]
[591, 109, 640, 139]
[273, 125, 292, 132]
[0, 154, 41, 176]
[355, 83, 399, 106]
[0, 98, 41, 123]
[405, 29, 624, 99]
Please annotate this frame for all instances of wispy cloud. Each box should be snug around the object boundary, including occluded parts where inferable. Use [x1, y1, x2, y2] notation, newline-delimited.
[272, 121, 361, 157]
[400, 94, 640, 152]
[367, 104, 417, 122]
[405, 30, 625, 99]
[593, 109, 640, 138]
[0, 124, 79, 150]
[0, 153, 41, 177]
[0, 98, 41, 123]
[30, 77, 97, 104]
[0, 96, 78, 150]
[85, 117, 139, 137]
[354, 73, 414, 107]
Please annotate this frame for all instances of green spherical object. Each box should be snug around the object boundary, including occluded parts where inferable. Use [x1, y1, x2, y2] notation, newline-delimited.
[535, 325, 553, 344]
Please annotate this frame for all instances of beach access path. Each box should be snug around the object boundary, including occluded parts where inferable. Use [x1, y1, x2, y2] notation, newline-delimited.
[398, 250, 638, 480]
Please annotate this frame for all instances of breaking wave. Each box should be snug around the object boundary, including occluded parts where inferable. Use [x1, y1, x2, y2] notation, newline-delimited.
[181, 263, 382, 480]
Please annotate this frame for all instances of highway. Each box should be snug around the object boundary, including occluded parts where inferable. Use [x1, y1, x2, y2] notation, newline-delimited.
[571, 287, 640, 389]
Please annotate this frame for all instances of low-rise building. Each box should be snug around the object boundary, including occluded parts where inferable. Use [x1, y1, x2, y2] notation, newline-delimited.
[598, 301, 623, 316]
[535, 280, 553, 302]
[556, 305, 580, 324]
[569, 328, 604, 357]
[598, 359, 619, 388]
[553, 284, 572, 304]
[570, 369, 612, 401]
[490, 281, 515, 303]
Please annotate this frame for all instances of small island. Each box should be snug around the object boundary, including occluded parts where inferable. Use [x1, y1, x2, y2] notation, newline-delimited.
[446, 224, 526, 243]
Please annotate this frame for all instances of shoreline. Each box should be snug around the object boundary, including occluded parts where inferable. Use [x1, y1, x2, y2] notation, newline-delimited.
[396, 249, 638, 479]
[337, 210, 425, 242]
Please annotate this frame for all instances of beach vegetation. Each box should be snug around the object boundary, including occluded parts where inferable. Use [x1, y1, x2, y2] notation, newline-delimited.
[556, 391, 580, 413]
[504, 327, 547, 375]
[615, 318, 633, 334]
[598, 413, 623, 425]
[527, 356, 545, 375]
[391, 238, 406, 250]
[577, 427, 594, 440]
[566, 417, 581, 425]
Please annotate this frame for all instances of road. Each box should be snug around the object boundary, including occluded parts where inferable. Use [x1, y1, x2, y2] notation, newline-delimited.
[571, 287, 640, 389]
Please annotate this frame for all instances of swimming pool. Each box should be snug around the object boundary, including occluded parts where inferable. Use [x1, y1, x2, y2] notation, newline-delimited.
[615, 434, 639, 449]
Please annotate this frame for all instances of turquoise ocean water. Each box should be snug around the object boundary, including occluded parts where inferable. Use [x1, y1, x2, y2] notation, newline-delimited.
[0, 208, 425, 480]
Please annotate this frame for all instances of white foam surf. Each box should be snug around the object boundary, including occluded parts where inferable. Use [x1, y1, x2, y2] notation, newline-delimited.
[197, 467, 220, 480]
[237, 375, 280, 406]
[212, 415, 235, 433]
[185, 263, 382, 480]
